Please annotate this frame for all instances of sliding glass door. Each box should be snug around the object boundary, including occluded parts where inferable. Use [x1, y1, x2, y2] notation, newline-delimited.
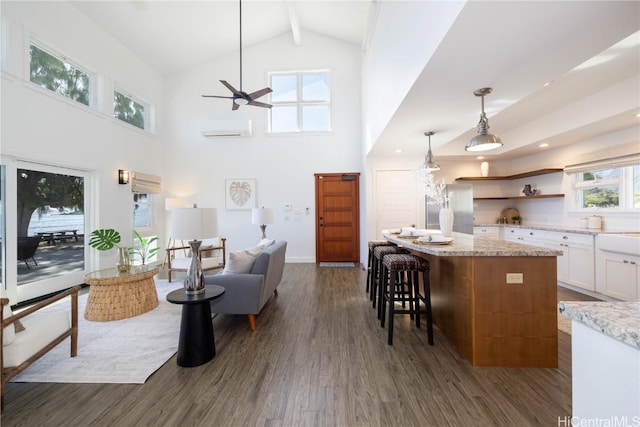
[3, 159, 90, 302]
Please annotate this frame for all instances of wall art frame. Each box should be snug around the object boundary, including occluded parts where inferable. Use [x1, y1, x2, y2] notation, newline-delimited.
[225, 178, 257, 210]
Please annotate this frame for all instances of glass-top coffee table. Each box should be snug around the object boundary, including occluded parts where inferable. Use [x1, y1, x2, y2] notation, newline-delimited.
[84, 264, 159, 321]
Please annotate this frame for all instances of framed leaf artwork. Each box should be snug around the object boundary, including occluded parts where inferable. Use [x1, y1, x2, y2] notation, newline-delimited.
[225, 178, 257, 210]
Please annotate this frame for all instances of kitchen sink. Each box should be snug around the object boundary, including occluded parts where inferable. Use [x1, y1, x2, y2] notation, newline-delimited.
[598, 233, 640, 256]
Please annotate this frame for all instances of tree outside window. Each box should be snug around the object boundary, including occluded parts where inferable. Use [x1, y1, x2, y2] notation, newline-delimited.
[29, 43, 91, 106]
[114, 90, 146, 130]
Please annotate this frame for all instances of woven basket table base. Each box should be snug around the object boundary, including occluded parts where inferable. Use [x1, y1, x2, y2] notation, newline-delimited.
[84, 267, 159, 322]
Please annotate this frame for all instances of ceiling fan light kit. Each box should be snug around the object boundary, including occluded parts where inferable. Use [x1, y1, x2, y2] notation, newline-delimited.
[465, 87, 503, 152]
[201, 0, 272, 110]
[421, 131, 440, 172]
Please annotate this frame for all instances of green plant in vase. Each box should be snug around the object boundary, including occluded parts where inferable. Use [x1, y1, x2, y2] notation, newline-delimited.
[131, 230, 159, 265]
[88, 228, 131, 272]
[512, 215, 522, 225]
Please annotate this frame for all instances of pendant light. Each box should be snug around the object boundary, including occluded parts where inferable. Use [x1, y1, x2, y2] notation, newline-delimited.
[421, 131, 440, 172]
[465, 87, 503, 152]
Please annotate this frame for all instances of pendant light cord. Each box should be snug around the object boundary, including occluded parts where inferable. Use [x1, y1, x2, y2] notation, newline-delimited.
[239, 0, 243, 92]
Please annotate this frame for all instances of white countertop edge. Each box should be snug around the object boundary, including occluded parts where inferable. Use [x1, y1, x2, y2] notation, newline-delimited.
[558, 301, 640, 350]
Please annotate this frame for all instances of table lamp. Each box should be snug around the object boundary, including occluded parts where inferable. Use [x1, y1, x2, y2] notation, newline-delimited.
[251, 207, 275, 239]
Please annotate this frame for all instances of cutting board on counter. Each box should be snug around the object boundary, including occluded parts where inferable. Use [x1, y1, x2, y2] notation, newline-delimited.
[500, 208, 520, 223]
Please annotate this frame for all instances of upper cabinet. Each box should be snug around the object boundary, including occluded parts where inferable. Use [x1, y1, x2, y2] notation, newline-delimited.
[456, 169, 565, 200]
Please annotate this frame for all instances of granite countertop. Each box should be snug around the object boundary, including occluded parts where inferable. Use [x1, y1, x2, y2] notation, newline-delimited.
[384, 232, 561, 257]
[558, 301, 640, 350]
[474, 224, 639, 235]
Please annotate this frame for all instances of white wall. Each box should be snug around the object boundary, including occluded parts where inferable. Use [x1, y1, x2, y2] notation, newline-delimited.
[163, 30, 363, 261]
[1, 1, 165, 270]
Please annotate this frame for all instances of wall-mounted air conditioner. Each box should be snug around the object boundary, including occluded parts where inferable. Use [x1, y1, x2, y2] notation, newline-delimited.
[202, 119, 252, 137]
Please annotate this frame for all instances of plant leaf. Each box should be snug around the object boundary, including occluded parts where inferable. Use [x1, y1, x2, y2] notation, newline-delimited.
[88, 229, 121, 251]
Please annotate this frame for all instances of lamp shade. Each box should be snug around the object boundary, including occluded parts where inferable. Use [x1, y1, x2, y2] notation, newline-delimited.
[165, 197, 185, 211]
[170, 208, 217, 240]
[251, 207, 275, 225]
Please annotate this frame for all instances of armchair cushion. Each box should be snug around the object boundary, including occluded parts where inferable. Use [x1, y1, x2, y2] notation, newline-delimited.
[2, 305, 15, 346]
[3, 310, 69, 368]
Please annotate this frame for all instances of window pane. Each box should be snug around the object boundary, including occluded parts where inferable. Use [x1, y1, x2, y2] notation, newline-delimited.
[29, 44, 90, 106]
[271, 106, 298, 132]
[302, 105, 330, 131]
[271, 74, 297, 103]
[302, 73, 329, 101]
[133, 193, 151, 228]
[114, 91, 146, 130]
[581, 186, 619, 208]
[18, 168, 85, 285]
[634, 165, 640, 209]
[581, 169, 619, 181]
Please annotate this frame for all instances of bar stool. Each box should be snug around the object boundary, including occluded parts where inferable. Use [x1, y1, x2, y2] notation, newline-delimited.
[372, 245, 408, 314]
[380, 253, 433, 346]
[372, 245, 406, 309]
[366, 240, 396, 295]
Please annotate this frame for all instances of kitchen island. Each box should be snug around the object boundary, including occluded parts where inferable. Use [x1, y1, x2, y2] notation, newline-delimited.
[385, 232, 562, 367]
[559, 301, 640, 420]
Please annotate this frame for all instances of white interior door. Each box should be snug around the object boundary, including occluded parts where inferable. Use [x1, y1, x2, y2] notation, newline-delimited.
[374, 170, 419, 239]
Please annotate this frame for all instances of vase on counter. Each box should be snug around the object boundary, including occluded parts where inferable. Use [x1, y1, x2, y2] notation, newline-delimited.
[480, 161, 489, 177]
[439, 207, 454, 237]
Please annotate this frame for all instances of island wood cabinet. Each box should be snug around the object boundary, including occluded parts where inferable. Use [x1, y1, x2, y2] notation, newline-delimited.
[500, 227, 595, 291]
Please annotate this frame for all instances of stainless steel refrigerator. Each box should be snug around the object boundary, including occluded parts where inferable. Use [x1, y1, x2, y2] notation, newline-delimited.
[425, 183, 473, 234]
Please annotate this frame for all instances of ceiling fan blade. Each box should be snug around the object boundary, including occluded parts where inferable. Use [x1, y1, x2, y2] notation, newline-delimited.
[247, 87, 272, 100]
[202, 95, 234, 99]
[232, 101, 240, 111]
[220, 80, 242, 96]
[248, 100, 272, 109]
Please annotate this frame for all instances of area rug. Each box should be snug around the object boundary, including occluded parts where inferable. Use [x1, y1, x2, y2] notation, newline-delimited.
[12, 279, 182, 384]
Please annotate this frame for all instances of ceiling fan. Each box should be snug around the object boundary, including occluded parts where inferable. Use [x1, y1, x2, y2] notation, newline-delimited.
[201, 0, 272, 110]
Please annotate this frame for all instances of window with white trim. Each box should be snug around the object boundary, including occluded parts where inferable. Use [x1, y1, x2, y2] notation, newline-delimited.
[133, 193, 152, 228]
[114, 89, 149, 131]
[573, 165, 639, 210]
[269, 71, 331, 133]
[29, 42, 92, 106]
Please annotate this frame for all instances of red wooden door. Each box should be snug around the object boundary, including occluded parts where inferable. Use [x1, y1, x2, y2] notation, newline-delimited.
[315, 173, 360, 263]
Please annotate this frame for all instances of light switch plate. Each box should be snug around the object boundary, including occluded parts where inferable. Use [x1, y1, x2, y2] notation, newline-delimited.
[506, 273, 524, 284]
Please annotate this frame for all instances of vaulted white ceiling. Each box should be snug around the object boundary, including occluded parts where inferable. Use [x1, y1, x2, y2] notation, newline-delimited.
[70, 0, 640, 161]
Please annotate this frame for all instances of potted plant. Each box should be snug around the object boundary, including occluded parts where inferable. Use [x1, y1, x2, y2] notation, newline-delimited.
[88, 229, 130, 272]
[512, 215, 522, 225]
[131, 230, 159, 265]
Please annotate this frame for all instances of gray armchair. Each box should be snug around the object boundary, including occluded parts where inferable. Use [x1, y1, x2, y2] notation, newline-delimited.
[204, 241, 286, 331]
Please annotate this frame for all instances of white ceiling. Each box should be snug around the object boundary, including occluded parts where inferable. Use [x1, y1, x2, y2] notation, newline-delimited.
[70, 0, 640, 161]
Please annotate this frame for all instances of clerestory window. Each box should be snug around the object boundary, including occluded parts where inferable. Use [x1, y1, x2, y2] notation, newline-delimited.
[114, 89, 149, 131]
[29, 42, 92, 106]
[269, 71, 331, 133]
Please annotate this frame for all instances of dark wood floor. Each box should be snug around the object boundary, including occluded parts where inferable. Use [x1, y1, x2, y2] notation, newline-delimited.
[3, 264, 596, 426]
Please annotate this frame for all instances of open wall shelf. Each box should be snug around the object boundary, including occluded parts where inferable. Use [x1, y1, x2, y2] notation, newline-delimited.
[456, 168, 563, 181]
[473, 194, 565, 201]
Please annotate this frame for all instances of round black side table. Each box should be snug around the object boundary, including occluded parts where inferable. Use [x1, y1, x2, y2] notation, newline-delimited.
[166, 285, 225, 367]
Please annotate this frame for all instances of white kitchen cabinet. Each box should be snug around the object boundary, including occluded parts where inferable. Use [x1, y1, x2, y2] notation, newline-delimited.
[473, 226, 500, 240]
[500, 228, 595, 291]
[596, 234, 640, 301]
[502, 227, 521, 243]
